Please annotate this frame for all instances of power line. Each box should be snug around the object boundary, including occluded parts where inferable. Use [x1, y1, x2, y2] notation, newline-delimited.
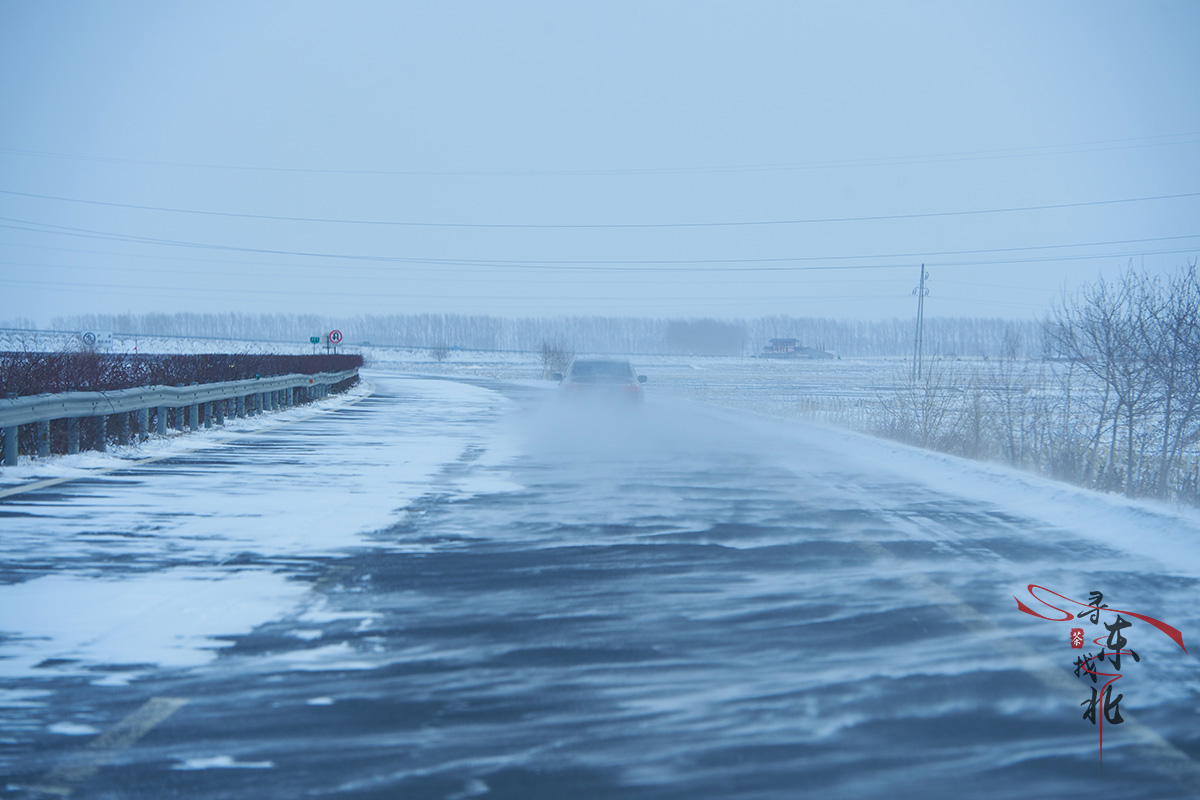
[939, 278, 1057, 293]
[2, 215, 1198, 269]
[1, 130, 1197, 176]
[4, 236, 1198, 277]
[0, 275, 904, 307]
[2, 188, 1197, 229]
[936, 293, 1051, 310]
[0, 259, 913, 288]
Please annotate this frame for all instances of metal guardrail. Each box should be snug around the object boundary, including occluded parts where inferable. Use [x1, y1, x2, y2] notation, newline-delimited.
[1, 368, 358, 466]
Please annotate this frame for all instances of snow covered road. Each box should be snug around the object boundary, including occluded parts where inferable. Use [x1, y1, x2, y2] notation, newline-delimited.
[1, 372, 1198, 799]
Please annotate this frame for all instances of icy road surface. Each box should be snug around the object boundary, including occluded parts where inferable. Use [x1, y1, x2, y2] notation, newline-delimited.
[1, 373, 1198, 799]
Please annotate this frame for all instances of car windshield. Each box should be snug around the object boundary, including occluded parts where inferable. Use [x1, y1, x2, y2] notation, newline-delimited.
[569, 360, 632, 378]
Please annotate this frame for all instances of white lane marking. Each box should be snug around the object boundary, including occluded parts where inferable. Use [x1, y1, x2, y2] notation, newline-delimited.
[855, 529, 1200, 791]
[24, 696, 189, 796]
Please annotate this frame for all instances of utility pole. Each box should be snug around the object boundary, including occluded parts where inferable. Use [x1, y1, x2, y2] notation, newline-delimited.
[911, 264, 929, 381]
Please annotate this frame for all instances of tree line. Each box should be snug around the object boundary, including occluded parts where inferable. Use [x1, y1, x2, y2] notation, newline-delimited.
[860, 261, 1200, 502]
[43, 312, 1043, 358]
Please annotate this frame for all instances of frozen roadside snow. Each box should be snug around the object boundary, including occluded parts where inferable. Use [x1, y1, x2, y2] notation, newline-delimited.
[0, 378, 375, 492]
[46, 722, 99, 736]
[0, 376, 516, 561]
[686, 396, 1200, 581]
[0, 374, 518, 686]
[172, 755, 275, 770]
[0, 568, 311, 682]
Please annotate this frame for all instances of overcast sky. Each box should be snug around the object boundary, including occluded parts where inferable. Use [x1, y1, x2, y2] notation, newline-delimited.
[1, 1, 1198, 327]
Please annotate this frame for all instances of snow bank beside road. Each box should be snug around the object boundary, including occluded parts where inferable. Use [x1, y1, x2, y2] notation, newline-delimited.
[699, 399, 1200, 581]
[0, 379, 373, 490]
[0, 569, 310, 682]
[0, 375, 515, 686]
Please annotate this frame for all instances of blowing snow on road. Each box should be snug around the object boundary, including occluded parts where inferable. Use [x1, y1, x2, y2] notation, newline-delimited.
[1, 372, 1198, 799]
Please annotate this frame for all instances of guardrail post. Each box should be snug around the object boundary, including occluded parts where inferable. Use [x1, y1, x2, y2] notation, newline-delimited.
[0, 370, 355, 467]
[36, 421, 51, 457]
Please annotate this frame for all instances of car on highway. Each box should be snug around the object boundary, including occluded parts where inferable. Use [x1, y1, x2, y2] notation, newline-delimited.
[554, 358, 648, 403]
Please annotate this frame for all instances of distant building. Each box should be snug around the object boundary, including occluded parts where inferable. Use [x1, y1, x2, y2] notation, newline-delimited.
[763, 338, 798, 355]
[760, 338, 835, 359]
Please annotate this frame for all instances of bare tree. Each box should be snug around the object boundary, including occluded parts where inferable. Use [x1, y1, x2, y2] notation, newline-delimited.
[1144, 261, 1200, 496]
[986, 328, 1032, 466]
[1050, 269, 1151, 492]
[540, 341, 574, 379]
[875, 360, 967, 451]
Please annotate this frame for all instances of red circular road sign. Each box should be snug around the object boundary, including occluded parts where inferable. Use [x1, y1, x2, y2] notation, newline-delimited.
[328, 330, 343, 345]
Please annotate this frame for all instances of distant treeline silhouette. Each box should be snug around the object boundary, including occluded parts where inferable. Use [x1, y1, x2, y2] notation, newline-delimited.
[43, 313, 1044, 358]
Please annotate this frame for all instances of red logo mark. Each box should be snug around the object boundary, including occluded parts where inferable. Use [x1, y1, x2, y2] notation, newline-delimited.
[1013, 584, 1186, 652]
[1015, 584, 1186, 765]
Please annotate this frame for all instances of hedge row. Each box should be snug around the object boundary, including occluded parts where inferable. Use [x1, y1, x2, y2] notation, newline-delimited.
[0, 352, 364, 398]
